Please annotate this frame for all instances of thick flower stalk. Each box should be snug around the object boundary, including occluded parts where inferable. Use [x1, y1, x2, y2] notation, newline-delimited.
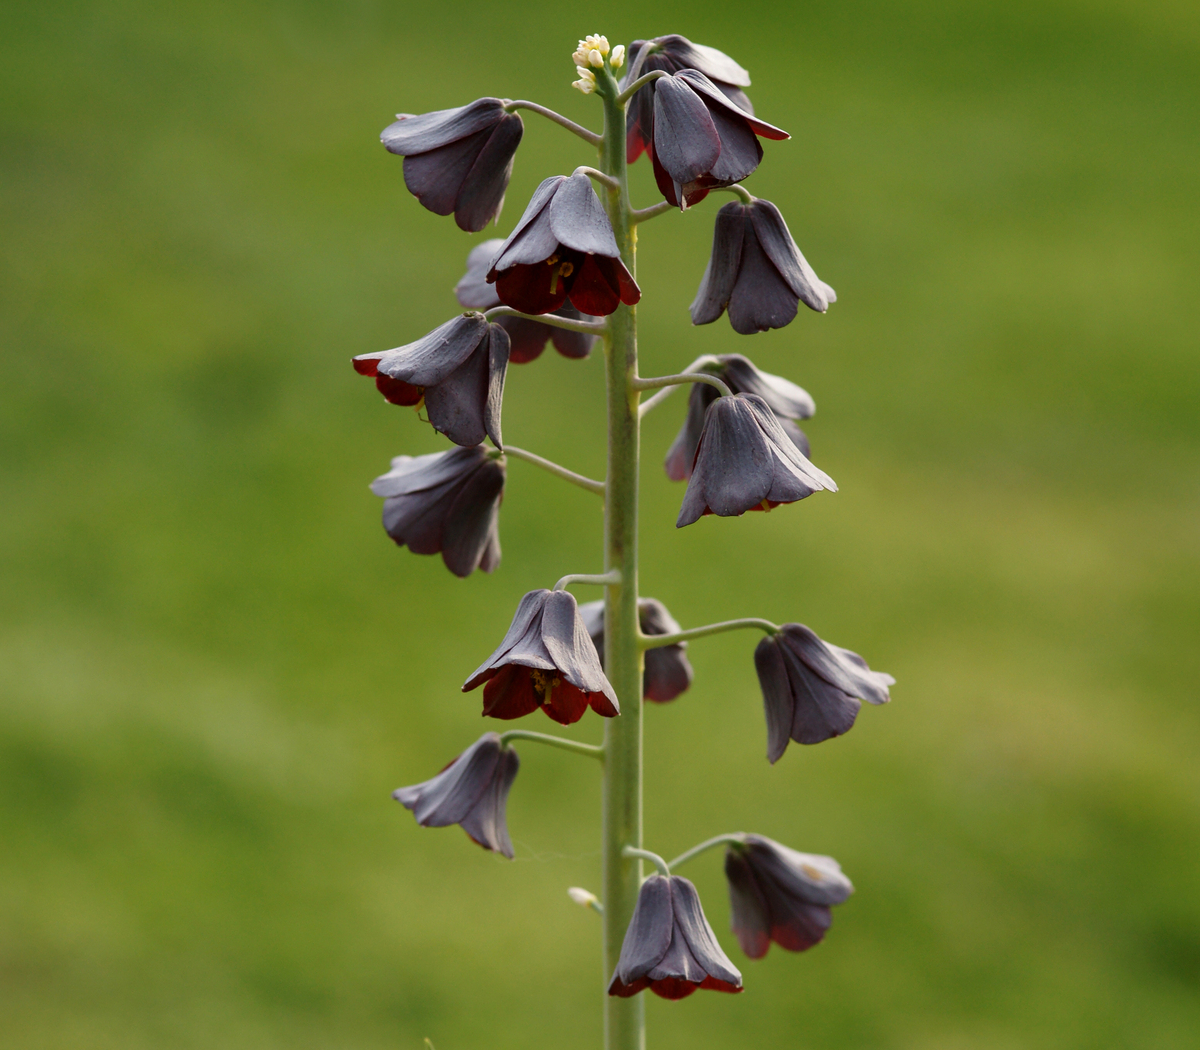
[346, 27, 894, 1050]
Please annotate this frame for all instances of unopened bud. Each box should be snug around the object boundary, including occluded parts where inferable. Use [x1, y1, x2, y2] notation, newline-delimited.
[581, 34, 609, 56]
[572, 78, 597, 95]
[572, 48, 589, 66]
[568, 886, 602, 912]
[610, 44, 626, 69]
[575, 66, 595, 82]
[588, 48, 604, 68]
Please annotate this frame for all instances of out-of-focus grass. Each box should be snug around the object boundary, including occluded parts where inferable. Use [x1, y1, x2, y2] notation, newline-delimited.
[1, 1, 1198, 1047]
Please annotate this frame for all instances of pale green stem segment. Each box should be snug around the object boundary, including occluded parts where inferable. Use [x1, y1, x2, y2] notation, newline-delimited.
[483, 306, 608, 334]
[632, 372, 733, 399]
[666, 833, 748, 872]
[630, 201, 674, 224]
[502, 99, 604, 146]
[637, 356, 722, 418]
[623, 846, 671, 877]
[501, 445, 606, 496]
[575, 165, 622, 192]
[498, 729, 605, 760]
[595, 59, 646, 1050]
[715, 184, 755, 204]
[615, 70, 668, 106]
[555, 570, 622, 591]
[639, 618, 779, 651]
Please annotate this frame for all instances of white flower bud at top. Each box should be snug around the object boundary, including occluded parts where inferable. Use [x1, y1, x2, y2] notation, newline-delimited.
[583, 34, 609, 56]
[575, 66, 596, 83]
[572, 48, 589, 66]
[585, 49, 602, 68]
[610, 44, 626, 69]
[572, 78, 597, 95]
[568, 886, 601, 911]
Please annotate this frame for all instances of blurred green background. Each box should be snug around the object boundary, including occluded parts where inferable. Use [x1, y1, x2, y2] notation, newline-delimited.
[2, 0, 1198, 1047]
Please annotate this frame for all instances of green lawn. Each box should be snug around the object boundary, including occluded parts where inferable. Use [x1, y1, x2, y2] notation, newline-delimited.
[2, 1, 1198, 1047]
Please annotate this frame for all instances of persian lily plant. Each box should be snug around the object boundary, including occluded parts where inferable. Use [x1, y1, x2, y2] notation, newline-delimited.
[353, 30, 894, 1050]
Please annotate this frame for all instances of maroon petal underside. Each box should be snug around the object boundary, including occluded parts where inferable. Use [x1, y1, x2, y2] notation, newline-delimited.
[494, 261, 570, 315]
[542, 680, 591, 725]
[480, 665, 541, 719]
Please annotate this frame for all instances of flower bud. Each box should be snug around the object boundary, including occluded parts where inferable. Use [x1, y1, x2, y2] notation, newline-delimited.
[568, 887, 601, 911]
[575, 66, 596, 82]
[572, 78, 597, 95]
[582, 34, 609, 55]
[610, 44, 625, 69]
[588, 48, 604, 68]
[572, 48, 589, 66]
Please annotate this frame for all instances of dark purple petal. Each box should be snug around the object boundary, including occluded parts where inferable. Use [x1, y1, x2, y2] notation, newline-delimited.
[539, 590, 619, 713]
[705, 103, 763, 183]
[675, 70, 788, 140]
[652, 76, 721, 185]
[455, 239, 504, 310]
[724, 850, 772, 958]
[742, 836, 854, 907]
[463, 590, 550, 690]
[657, 36, 751, 87]
[612, 874, 675, 987]
[669, 876, 743, 991]
[376, 314, 489, 388]
[754, 636, 794, 764]
[457, 745, 518, 858]
[393, 733, 500, 827]
[370, 445, 486, 498]
[676, 395, 774, 526]
[549, 171, 621, 257]
[720, 355, 815, 419]
[487, 176, 564, 273]
[781, 645, 862, 744]
[382, 475, 459, 555]
[779, 624, 891, 706]
[749, 200, 831, 312]
[664, 383, 717, 481]
[483, 323, 508, 449]
[727, 219, 801, 334]
[689, 202, 745, 325]
[422, 337, 492, 446]
[439, 457, 505, 577]
[402, 129, 489, 215]
[453, 113, 523, 232]
[381, 98, 507, 155]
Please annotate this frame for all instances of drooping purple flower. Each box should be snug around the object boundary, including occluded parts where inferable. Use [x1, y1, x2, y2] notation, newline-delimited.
[353, 313, 508, 448]
[370, 444, 504, 577]
[622, 36, 756, 164]
[643, 70, 788, 210]
[691, 198, 836, 334]
[665, 355, 816, 482]
[608, 874, 743, 1000]
[393, 732, 519, 858]
[381, 99, 523, 232]
[455, 239, 597, 363]
[754, 624, 893, 761]
[578, 598, 694, 703]
[485, 174, 640, 317]
[676, 393, 836, 528]
[463, 589, 620, 725]
[724, 835, 854, 957]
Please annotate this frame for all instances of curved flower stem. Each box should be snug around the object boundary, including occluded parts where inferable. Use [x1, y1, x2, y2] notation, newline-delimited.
[555, 570, 622, 592]
[637, 356, 722, 418]
[502, 445, 606, 496]
[483, 306, 608, 334]
[498, 729, 605, 760]
[666, 834, 749, 872]
[632, 371, 733, 399]
[615, 69, 668, 106]
[630, 201, 674, 224]
[623, 846, 671, 876]
[574, 166, 622, 193]
[714, 184, 755, 205]
[639, 618, 779, 651]
[503, 100, 603, 147]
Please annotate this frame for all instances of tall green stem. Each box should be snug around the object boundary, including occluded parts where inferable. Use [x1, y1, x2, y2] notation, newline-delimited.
[598, 77, 644, 1050]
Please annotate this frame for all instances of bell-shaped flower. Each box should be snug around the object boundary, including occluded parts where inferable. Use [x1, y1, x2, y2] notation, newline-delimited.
[381, 99, 523, 232]
[370, 444, 504, 577]
[353, 313, 508, 448]
[724, 835, 854, 957]
[676, 393, 836, 528]
[622, 36, 755, 163]
[609, 874, 743, 1000]
[393, 732, 518, 859]
[485, 173, 640, 317]
[455, 239, 597, 363]
[691, 198, 837, 334]
[644, 70, 788, 210]
[754, 623, 893, 761]
[463, 589, 620, 725]
[665, 354, 815, 482]
[578, 597, 694, 702]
